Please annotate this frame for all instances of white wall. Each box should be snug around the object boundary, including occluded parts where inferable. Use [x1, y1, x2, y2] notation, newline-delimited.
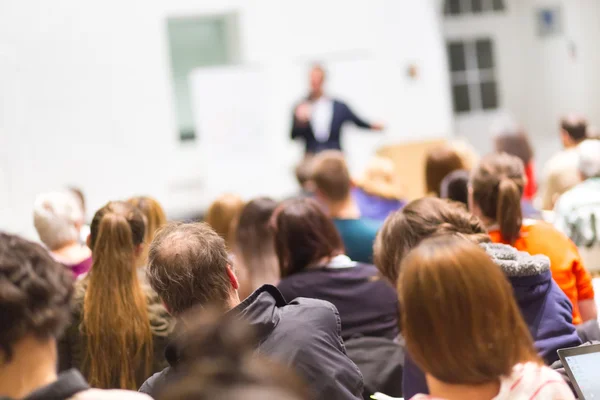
[443, 0, 600, 169]
[0, 0, 452, 239]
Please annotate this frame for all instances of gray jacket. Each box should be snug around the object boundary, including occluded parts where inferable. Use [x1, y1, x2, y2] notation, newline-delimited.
[139, 285, 364, 400]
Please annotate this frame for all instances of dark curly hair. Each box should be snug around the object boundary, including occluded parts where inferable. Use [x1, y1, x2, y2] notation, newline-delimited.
[0, 233, 74, 362]
[374, 197, 489, 285]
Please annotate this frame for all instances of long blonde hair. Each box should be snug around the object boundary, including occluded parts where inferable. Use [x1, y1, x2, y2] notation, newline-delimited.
[128, 196, 167, 267]
[83, 201, 153, 389]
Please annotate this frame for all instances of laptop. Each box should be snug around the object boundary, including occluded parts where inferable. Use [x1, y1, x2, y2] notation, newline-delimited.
[558, 344, 600, 399]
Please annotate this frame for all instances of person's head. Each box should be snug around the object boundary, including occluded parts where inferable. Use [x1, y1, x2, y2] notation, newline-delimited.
[68, 186, 86, 216]
[374, 197, 488, 285]
[294, 156, 315, 193]
[231, 198, 279, 299]
[33, 191, 84, 251]
[355, 156, 403, 200]
[469, 153, 525, 244]
[560, 114, 588, 148]
[309, 64, 326, 98]
[425, 144, 465, 196]
[128, 196, 167, 267]
[205, 194, 244, 248]
[399, 236, 539, 386]
[439, 170, 470, 207]
[578, 139, 600, 180]
[147, 222, 236, 315]
[157, 308, 309, 400]
[310, 150, 352, 206]
[0, 233, 73, 363]
[271, 198, 344, 278]
[85, 201, 152, 389]
[494, 129, 533, 167]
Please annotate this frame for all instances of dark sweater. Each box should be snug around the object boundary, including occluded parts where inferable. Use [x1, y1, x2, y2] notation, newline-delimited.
[402, 243, 582, 398]
[277, 262, 399, 341]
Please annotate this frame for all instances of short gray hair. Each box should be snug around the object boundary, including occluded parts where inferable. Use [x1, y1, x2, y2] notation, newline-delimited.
[33, 191, 83, 250]
[578, 139, 600, 179]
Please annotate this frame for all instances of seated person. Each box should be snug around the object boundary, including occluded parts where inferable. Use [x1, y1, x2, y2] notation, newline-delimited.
[0, 233, 150, 400]
[352, 156, 405, 221]
[424, 143, 466, 197]
[554, 139, 600, 273]
[374, 197, 581, 398]
[156, 309, 309, 400]
[311, 150, 381, 263]
[33, 191, 92, 277]
[273, 198, 399, 341]
[439, 169, 469, 207]
[204, 193, 244, 249]
[139, 222, 363, 400]
[470, 152, 596, 324]
[401, 236, 574, 400]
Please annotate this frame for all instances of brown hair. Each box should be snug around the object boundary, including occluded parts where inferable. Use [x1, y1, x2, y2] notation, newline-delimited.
[374, 197, 488, 285]
[147, 222, 232, 314]
[494, 129, 533, 166]
[425, 144, 465, 196]
[128, 196, 167, 267]
[355, 156, 403, 200]
[205, 194, 244, 248]
[271, 198, 344, 278]
[399, 236, 540, 384]
[85, 201, 152, 389]
[561, 115, 588, 143]
[311, 150, 352, 202]
[157, 308, 309, 400]
[470, 153, 525, 244]
[0, 233, 73, 362]
[231, 198, 279, 298]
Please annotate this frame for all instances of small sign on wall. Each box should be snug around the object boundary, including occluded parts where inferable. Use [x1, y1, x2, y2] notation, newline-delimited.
[536, 6, 563, 37]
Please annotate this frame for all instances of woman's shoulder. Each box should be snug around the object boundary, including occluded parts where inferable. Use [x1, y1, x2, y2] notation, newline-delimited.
[498, 362, 573, 399]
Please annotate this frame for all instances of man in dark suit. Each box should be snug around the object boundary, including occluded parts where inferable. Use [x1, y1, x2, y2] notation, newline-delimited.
[291, 64, 384, 155]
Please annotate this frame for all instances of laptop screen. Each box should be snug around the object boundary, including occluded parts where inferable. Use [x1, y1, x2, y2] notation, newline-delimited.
[565, 352, 600, 398]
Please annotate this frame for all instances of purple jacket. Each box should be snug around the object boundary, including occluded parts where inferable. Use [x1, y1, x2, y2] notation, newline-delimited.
[352, 188, 405, 222]
[403, 243, 581, 398]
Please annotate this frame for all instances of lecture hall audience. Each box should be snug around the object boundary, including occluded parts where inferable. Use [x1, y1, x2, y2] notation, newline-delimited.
[33, 191, 93, 278]
[374, 197, 581, 398]
[402, 236, 574, 399]
[311, 150, 381, 263]
[138, 221, 364, 400]
[470, 152, 597, 324]
[58, 201, 172, 389]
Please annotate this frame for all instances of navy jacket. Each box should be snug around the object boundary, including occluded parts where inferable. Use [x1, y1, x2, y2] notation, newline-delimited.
[139, 285, 363, 400]
[291, 99, 373, 154]
[402, 243, 581, 398]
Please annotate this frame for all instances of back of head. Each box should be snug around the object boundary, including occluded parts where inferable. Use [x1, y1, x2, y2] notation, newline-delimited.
[295, 157, 315, 191]
[33, 191, 84, 250]
[127, 196, 167, 245]
[439, 170, 470, 207]
[578, 139, 600, 179]
[85, 201, 151, 389]
[311, 150, 351, 202]
[147, 222, 231, 314]
[561, 114, 588, 144]
[494, 129, 533, 166]
[470, 153, 525, 244]
[374, 197, 488, 285]
[205, 194, 244, 247]
[0, 233, 73, 361]
[157, 308, 309, 400]
[399, 236, 539, 385]
[356, 156, 403, 199]
[232, 198, 279, 292]
[271, 198, 344, 277]
[425, 144, 465, 196]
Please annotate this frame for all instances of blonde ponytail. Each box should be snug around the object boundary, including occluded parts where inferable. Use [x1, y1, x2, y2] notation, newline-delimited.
[497, 177, 523, 244]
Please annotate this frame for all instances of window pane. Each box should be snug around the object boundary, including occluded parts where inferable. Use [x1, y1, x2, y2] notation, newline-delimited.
[447, 0, 461, 15]
[448, 42, 466, 72]
[492, 0, 505, 11]
[481, 81, 498, 109]
[472, 0, 483, 13]
[476, 39, 494, 69]
[452, 84, 470, 113]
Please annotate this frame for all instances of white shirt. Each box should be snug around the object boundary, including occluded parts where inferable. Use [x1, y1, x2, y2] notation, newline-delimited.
[310, 97, 334, 143]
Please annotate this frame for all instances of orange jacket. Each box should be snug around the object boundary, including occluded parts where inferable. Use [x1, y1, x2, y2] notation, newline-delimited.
[489, 221, 594, 325]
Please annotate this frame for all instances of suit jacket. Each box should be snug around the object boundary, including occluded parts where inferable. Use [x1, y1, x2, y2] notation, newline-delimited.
[291, 99, 372, 154]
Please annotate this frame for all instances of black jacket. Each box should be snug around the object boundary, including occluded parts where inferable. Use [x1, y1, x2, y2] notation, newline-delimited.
[139, 285, 364, 400]
[291, 99, 373, 154]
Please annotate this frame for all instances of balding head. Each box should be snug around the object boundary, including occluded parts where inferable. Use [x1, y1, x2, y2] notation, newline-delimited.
[147, 222, 233, 314]
[561, 114, 588, 147]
